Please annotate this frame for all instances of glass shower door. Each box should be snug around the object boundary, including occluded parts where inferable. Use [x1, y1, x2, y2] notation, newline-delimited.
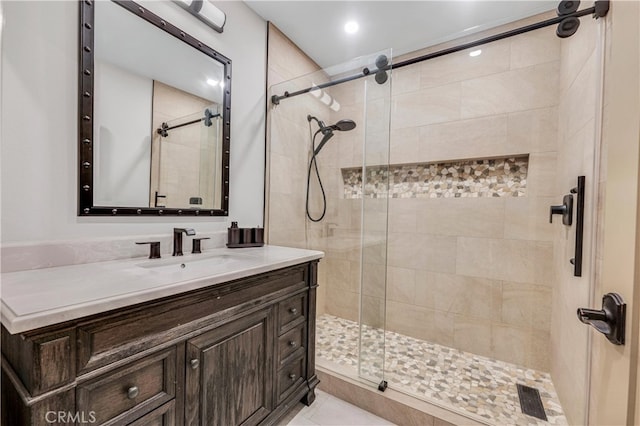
[358, 49, 392, 387]
[266, 48, 392, 391]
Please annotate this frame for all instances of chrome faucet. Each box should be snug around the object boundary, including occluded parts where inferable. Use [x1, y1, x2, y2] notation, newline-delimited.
[173, 228, 196, 256]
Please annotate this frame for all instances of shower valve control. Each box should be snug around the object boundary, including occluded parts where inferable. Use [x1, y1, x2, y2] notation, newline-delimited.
[577, 293, 625, 345]
[549, 194, 573, 226]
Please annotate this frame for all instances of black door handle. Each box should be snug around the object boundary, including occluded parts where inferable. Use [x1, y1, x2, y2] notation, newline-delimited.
[577, 293, 625, 345]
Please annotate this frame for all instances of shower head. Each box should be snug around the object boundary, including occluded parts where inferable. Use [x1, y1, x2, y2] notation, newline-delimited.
[307, 115, 357, 155]
[331, 119, 357, 132]
[308, 115, 356, 134]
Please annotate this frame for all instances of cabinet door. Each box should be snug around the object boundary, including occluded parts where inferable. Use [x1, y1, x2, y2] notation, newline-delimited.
[185, 308, 275, 426]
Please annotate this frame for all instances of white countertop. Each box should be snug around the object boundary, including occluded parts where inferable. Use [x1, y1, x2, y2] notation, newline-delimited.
[1, 245, 323, 335]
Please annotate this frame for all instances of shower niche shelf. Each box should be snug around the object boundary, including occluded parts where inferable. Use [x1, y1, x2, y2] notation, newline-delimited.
[342, 154, 529, 199]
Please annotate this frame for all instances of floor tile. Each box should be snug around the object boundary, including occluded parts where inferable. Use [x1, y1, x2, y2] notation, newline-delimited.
[316, 314, 567, 426]
[287, 390, 395, 426]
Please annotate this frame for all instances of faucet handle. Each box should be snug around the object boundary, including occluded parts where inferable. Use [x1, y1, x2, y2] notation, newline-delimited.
[192, 237, 210, 254]
[136, 242, 161, 259]
[174, 227, 196, 236]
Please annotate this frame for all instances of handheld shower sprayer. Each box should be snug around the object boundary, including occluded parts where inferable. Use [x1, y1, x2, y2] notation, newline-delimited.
[305, 114, 356, 222]
[307, 115, 357, 155]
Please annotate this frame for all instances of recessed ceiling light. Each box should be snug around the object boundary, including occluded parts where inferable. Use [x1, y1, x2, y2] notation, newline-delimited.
[469, 49, 482, 57]
[344, 21, 359, 34]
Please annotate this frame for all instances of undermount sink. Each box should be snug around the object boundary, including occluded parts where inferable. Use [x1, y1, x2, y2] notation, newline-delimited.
[136, 252, 251, 272]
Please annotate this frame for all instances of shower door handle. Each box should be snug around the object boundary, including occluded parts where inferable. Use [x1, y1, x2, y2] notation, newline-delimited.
[577, 293, 625, 345]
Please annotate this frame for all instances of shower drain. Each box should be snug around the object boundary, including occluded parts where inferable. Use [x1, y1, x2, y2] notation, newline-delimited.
[516, 383, 548, 421]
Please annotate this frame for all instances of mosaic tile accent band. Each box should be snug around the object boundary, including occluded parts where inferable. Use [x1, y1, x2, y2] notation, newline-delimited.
[342, 155, 528, 199]
[316, 314, 567, 426]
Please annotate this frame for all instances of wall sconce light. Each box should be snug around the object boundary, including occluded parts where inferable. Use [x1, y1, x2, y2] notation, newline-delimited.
[174, 0, 226, 33]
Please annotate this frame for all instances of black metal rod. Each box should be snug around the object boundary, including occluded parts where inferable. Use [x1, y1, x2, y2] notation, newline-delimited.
[272, 72, 372, 104]
[271, 6, 597, 104]
[572, 176, 585, 277]
[393, 7, 595, 70]
[159, 113, 221, 134]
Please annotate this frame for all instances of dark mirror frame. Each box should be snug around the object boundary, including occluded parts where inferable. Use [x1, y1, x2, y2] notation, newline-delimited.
[78, 0, 231, 216]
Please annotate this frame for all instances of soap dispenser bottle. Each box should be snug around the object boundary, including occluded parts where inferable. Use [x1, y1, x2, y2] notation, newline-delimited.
[228, 221, 241, 245]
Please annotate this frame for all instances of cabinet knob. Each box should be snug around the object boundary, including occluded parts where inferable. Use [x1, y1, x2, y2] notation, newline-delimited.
[127, 386, 139, 399]
[288, 340, 297, 347]
[190, 359, 200, 369]
[289, 373, 297, 381]
[289, 308, 298, 315]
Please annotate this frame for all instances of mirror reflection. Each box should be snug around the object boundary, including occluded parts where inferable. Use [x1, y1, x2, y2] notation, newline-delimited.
[91, 1, 226, 211]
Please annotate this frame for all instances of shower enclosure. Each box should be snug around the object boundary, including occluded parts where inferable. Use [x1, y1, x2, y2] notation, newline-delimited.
[267, 10, 604, 425]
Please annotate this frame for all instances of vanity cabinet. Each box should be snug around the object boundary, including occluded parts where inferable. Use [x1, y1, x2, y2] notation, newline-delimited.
[1, 261, 319, 426]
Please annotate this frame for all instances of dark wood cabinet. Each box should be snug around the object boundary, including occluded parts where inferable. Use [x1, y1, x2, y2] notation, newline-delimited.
[1, 261, 319, 426]
[185, 308, 275, 426]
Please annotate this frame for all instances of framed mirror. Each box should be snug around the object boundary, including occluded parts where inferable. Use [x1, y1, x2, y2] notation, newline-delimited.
[78, 0, 231, 216]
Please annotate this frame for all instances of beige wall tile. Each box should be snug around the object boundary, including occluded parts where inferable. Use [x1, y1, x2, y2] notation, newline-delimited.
[362, 262, 386, 298]
[387, 266, 416, 304]
[269, 153, 293, 195]
[528, 329, 551, 371]
[388, 233, 457, 273]
[491, 324, 528, 366]
[361, 295, 385, 328]
[385, 300, 431, 340]
[267, 24, 322, 83]
[456, 237, 553, 286]
[510, 29, 561, 69]
[326, 289, 359, 322]
[527, 151, 558, 197]
[461, 61, 560, 119]
[390, 126, 420, 164]
[453, 317, 493, 358]
[388, 199, 418, 233]
[418, 115, 509, 163]
[415, 198, 506, 238]
[559, 17, 598, 92]
[392, 83, 461, 129]
[503, 196, 556, 241]
[441, 274, 502, 321]
[391, 65, 421, 96]
[420, 40, 510, 89]
[387, 301, 455, 347]
[560, 51, 598, 140]
[325, 258, 355, 292]
[507, 106, 559, 154]
[501, 282, 552, 330]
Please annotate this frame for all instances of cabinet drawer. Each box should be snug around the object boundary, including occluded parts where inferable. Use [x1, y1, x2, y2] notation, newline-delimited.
[77, 265, 307, 373]
[278, 325, 305, 366]
[128, 400, 175, 426]
[278, 293, 306, 333]
[77, 347, 176, 425]
[276, 356, 305, 404]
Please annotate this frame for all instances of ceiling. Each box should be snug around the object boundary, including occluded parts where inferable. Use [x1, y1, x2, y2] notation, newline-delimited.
[244, 1, 558, 70]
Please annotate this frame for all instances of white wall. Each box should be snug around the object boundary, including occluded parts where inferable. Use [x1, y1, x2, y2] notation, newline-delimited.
[94, 61, 152, 207]
[0, 0, 267, 244]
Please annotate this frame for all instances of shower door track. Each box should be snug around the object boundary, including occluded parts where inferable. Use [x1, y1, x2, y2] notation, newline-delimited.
[270, 1, 609, 105]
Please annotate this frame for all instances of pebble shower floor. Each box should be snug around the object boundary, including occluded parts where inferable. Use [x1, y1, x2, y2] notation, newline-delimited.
[316, 314, 568, 426]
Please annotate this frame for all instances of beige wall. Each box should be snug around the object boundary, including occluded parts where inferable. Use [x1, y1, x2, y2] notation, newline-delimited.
[589, 1, 640, 425]
[265, 24, 329, 315]
[549, 16, 602, 426]
[387, 30, 559, 371]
